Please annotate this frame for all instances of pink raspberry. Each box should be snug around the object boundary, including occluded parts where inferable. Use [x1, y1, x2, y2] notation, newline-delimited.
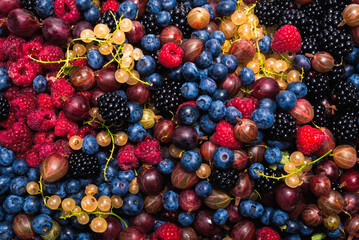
[27, 108, 57, 131]
[101, 0, 120, 12]
[117, 144, 139, 170]
[4, 86, 21, 100]
[37, 93, 55, 110]
[3, 35, 25, 61]
[69, 59, 87, 66]
[78, 125, 97, 138]
[54, 138, 73, 156]
[22, 40, 43, 58]
[8, 59, 38, 86]
[20, 87, 37, 99]
[54, 0, 80, 24]
[135, 136, 162, 165]
[33, 132, 56, 144]
[227, 97, 258, 119]
[34, 143, 59, 160]
[54, 111, 78, 139]
[0, 118, 32, 153]
[37, 44, 65, 71]
[25, 148, 41, 167]
[0, 38, 6, 61]
[158, 43, 183, 68]
[11, 94, 37, 119]
[0, 110, 16, 129]
[50, 78, 75, 108]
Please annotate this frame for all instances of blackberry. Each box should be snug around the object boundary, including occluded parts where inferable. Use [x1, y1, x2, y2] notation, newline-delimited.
[209, 168, 239, 191]
[0, 94, 9, 122]
[97, 10, 120, 32]
[302, 0, 324, 20]
[319, 27, 354, 58]
[21, 0, 38, 16]
[298, 37, 318, 55]
[254, 0, 279, 26]
[333, 81, 359, 110]
[170, 3, 193, 38]
[300, 18, 321, 38]
[322, 9, 343, 29]
[328, 0, 351, 11]
[331, 181, 344, 194]
[265, 112, 296, 140]
[140, 13, 162, 35]
[330, 111, 359, 144]
[154, 78, 183, 113]
[69, 152, 100, 179]
[254, 168, 282, 193]
[278, 9, 307, 31]
[303, 71, 330, 103]
[312, 104, 329, 127]
[329, 65, 346, 86]
[97, 92, 130, 126]
[149, 51, 167, 74]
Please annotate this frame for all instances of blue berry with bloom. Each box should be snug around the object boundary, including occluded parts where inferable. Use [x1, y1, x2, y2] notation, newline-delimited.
[213, 147, 234, 170]
[33, 75, 47, 93]
[264, 147, 282, 164]
[118, 1, 138, 20]
[249, 163, 264, 179]
[240, 67, 255, 85]
[32, 214, 53, 234]
[158, 158, 175, 174]
[82, 135, 99, 155]
[181, 150, 202, 172]
[213, 209, 229, 225]
[141, 34, 161, 52]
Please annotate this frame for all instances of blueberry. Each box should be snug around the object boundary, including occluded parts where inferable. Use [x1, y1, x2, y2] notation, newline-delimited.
[83, 6, 100, 24]
[213, 52, 224, 63]
[69, 192, 85, 206]
[158, 158, 175, 174]
[118, 170, 136, 182]
[298, 220, 313, 236]
[87, 49, 104, 69]
[209, 63, 228, 82]
[40, 201, 54, 215]
[1, 166, 14, 179]
[98, 183, 112, 197]
[122, 194, 143, 215]
[345, 47, 359, 64]
[264, 147, 282, 164]
[209, 100, 226, 121]
[287, 82, 307, 98]
[54, 183, 66, 199]
[286, 234, 301, 240]
[292, 54, 311, 72]
[10, 176, 28, 196]
[285, 220, 299, 234]
[212, 88, 229, 103]
[196, 51, 213, 69]
[3, 195, 24, 214]
[0, 222, 13, 240]
[217, 0, 236, 16]
[127, 102, 143, 123]
[199, 114, 217, 134]
[251, 108, 274, 129]
[213, 147, 234, 170]
[32, 214, 53, 235]
[27, 167, 40, 182]
[276, 90, 297, 111]
[267, 139, 293, 150]
[0, 67, 10, 91]
[261, 207, 274, 225]
[271, 209, 289, 226]
[76, 0, 91, 10]
[205, 39, 222, 57]
[196, 95, 212, 111]
[61, 227, 76, 240]
[181, 150, 202, 172]
[96, 152, 109, 165]
[118, 1, 138, 20]
[161, 0, 176, 10]
[136, 55, 156, 77]
[156, 11, 171, 27]
[258, 36, 272, 53]
[240, 67, 255, 85]
[345, 64, 355, 78]
[127, 123, 147, 142]
[239, 200, 264, 218]
[195, 181, 212, 197]
[258, 98, 276, 113]
[111, 178, 129, 196]
[115, 90, 127, 101]
[141, 34, 161, 52]
[162, 190, 179, 212]
[209, 31, 225, 45]
[221, 55, 238, 73]
[168, 66, 183, 81]
[100, 164, 118, 182]
[191, 30, 209, 42]
[178, 105, 199, 125]
[248, 163, 264, 179]
[199, 77, 217, 95]
[0, 148, 14, 167]
[327, 223, 344, 238]
[3, 213, 15, 223]
[251, 130, 263, 145]
[213, 209, 229, 225]
[202, 4, 214, 19]
[191, 0, 207, 7]
[36, 0, 54, 18]
[182, 62, 199, 82]
[178, 212, 195, 226]
[347, 73, 359, 89]
[82, 135, 99, 155]
[225, 106, 242, 124]
[147, 0, 162, 14]
[11, 158, 28, 176]
[65, 179, 81, 194]
[0, 176, 10, 195]
[23, 195, 41, 215]
[78, 232, 95, 240]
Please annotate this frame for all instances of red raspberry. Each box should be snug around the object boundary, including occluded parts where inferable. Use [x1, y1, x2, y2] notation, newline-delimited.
[11, 94, 37, 119]
[22, 40, 43, 58]
[54, 0, 80, 24]
[38, 44, 65, 71]
[8, 59, 38, 86]
[54, 138, 73, 156]
[3, 35, 25, 61]
[30, 35, 44, 44]
[256, 227, 281, 240]
[211, 120, 242, 149]
[78, 125, 97, 138]
[0, 110, 16, 129]
[271, 25, 302, 54]
[33, 132, 56, 144]
[151, 223, 182, 240]
[0, 38, 6, 61]
[4, 86, 21, 100]
[20, 87, 37, 99]
[117, 144, 139, 170]
[50, 78, 75, 108]
[54, 111, 79, 139]
[158, 43, 183, 68]
[135, 135, 162, 165]
[227, 97, 258, 119]
[27, 108, 57, 131]
[101, 0, 120, 12]
[69, 58, 87, 66]
[0, 118, 32, 153]
[296, 125, 325, 155]
[37, 93, 55, 110]
[25, 148, 41, 167]
[34, 143, 59, 160]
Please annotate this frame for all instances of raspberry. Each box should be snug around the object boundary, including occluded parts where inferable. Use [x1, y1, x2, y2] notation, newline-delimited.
[33, 132, 56, 144]
[117, 144, 139, 170]
[25, 148, 41, 167]
[101, 0, 120, 12]
[54, 138, 73, 156]
[3, 35, 25, 61]
[34, 143, 59, 160]
[151, 223, 182, 240]
[69, 59, 87, 66]
[27, 108, 57, 131]
[135, 135, 162, 165]
[211, 120, 242, 149]
[4, 86, 21, 100]
[256, 227, 281, 240]
[78, 125, 97, 138]
[54, 111, 79, 139]
[0, 38, 6, 61]
[296, 125, 325, 155]
[227, 97, 258, 119]
[158, 43, 183, 68]
[22, 40, 43, 58]
[0, 110, 16, 129]
[0, 118, 32, 153]
[20, 87, 37, 99]
[11, 94, 37, 119]
[54, 0, 80, 24]
[50, 78, 75, 108]
[8, 59, 38, 86]
[37, 93, 55, 110]
[37, 44, 65, 71]
[271, 25, 302, 53]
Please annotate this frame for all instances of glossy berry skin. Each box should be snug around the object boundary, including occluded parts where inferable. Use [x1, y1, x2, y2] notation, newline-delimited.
[248, 163, 264, 179]
[258, 36, 272, 53]
[178, 212, 195, 226]
[136, 56, 156, 77]
[199, 77, 217, 95]
[191, 30, 209, 42]
[196, 95, 212, 111]
[10, 176, 28, 196]
[181, 150, 202, 172]
[261, 207, 274, 225]
[33, 75, 47, 93]
[213, 147, 234, 170]
[147, 0, 162, 14]
[271, 209, 289, 226]
[111, 178, 129, 196]
[76, 0, 91, 11]
[239, 200, 264, 218]
[209, 100, 226, 121]
[65, 179, 81, 194]
[118, 1, 138, 20]
[250, 108, 274, 129]
[200, 114, 217, 134]
[122, 194, 143, 215]
[240, 67, 255, 85]
[84, 6, 100, 24]
[12, 158, 29, 176]
[195, 181, 212, 198]
[118, 170, 136, 182]
[32, 214, 53, 234]
[327, 223, 344, 238]
[205, 39, 222, 57]
[141, 34, 160, 52]
[156, 11, 171, 27]
[23, 196, 41, 215]
[0, 222, 13, 240]
[217, 0, 236, 16]
[178, 105, 200, 125]
[36, 0, 55, 18]
[298, 221, 313, 236]
[292, 55, 311, 72]
[287, 82, 308, 98]
[196, 51, 213, 69]
[276, 90, 297, 111]
[182, 62, 199, 82]
[3, 195, 23, 214]
[0, 148, 14, 166]
[0, 176, 11, 195]
[213, 209, 229, 225]
[181, 82, 199, 99]
[127, 123, 147, 143]
[264, 147, 282, 164]
[158, 158, 175, 174]
[258, 98, 276, 113]
[210, 31, 225, 45]
[127, 102, 143, 123]
[225, 106, 242, 124]
[285, 220, 299, 234]
[87, 50, 104, 70]
[212, 88, 229, 103]
[82, 135, 99, 155]
[162, 190, 179, 212]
